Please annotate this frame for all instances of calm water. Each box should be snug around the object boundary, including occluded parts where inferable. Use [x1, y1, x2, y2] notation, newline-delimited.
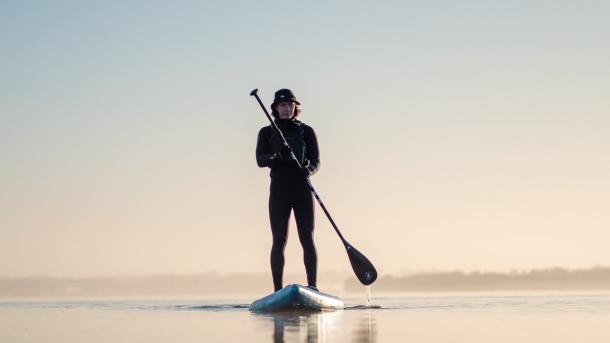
[2, 293, 610, 342]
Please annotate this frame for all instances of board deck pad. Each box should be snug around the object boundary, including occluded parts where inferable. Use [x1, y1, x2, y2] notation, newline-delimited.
[249, 284, 344, 312]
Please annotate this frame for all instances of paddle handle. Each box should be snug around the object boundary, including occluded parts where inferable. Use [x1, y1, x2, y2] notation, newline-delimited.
[306, 179, 349, 245]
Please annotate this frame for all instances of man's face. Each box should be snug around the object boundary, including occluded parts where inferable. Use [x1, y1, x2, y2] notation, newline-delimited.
[276, 101, 296, 119]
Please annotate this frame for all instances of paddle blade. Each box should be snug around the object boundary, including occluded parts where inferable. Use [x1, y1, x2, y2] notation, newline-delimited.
[346, 244, 377, 285]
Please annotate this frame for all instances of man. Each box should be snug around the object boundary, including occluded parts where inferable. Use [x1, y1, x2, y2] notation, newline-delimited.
[255, 88, 320, 292]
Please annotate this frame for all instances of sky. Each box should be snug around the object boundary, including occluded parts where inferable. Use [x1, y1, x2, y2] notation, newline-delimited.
[1, 1, 609, 278]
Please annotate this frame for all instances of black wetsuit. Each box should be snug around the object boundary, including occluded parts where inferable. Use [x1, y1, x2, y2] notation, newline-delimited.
[256, 118, 320, 291]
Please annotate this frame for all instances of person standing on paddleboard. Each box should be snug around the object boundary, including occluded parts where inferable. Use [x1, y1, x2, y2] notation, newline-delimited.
[256, 88, 320, 292]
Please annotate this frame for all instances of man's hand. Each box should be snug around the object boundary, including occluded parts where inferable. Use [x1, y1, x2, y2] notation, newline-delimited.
[279, 144, 293, 161]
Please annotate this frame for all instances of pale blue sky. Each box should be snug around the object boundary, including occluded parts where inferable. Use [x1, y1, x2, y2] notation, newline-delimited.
[1, 1, 609, 278]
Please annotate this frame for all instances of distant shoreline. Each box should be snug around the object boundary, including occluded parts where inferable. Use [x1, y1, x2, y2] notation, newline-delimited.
[1, 267, 610, 298]
[345, 266, 610, 292]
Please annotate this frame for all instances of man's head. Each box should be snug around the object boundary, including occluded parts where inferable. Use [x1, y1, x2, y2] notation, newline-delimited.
[271, 88, 301, 119]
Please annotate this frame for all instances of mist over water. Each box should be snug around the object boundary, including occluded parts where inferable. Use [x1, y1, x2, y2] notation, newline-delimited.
[3, 266, 610, 298]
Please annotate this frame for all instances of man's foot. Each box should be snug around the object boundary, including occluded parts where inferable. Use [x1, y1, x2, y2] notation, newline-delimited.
[306, 285, 319, 292]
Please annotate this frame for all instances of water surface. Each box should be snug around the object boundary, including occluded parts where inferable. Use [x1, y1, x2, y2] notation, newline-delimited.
[1, 293, 610, 342]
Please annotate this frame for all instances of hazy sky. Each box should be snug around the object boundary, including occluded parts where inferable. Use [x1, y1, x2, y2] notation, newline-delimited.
[1, 1, 609, 278]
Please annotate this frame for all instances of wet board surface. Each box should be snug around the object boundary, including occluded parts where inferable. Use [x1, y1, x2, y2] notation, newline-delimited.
[249, 284, 344, 312]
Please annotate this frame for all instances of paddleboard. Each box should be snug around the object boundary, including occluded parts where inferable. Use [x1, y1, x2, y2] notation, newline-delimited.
[249, 284, 344, 312]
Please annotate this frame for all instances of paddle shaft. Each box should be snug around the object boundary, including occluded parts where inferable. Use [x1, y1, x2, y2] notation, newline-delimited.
[250, 89, 349, 247]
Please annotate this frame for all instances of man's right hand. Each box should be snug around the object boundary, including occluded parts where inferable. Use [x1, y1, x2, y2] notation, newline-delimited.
[279, 144, 293, 161]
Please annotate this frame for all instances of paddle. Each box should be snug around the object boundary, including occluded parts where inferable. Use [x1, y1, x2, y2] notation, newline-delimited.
[250, 88, 378, 286]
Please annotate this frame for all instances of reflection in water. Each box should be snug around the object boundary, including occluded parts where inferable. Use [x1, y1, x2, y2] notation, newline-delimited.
[351, 310, 377, 342]
[252, 310, 377, 342]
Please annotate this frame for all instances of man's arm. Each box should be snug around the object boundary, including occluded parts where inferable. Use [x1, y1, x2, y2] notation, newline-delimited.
[256, 127, 280, 167]
[303, 126, 320, 176]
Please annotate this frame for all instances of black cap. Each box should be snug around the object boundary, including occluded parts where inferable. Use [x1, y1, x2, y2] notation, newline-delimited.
[271, 88, 300, 108]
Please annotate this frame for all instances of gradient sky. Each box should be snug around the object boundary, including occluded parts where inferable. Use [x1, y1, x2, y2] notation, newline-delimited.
[1, 1, 609, 278]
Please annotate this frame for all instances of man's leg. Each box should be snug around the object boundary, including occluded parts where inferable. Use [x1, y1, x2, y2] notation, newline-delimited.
[269, 187, 292, 291]
[293, 188, 317, 288]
